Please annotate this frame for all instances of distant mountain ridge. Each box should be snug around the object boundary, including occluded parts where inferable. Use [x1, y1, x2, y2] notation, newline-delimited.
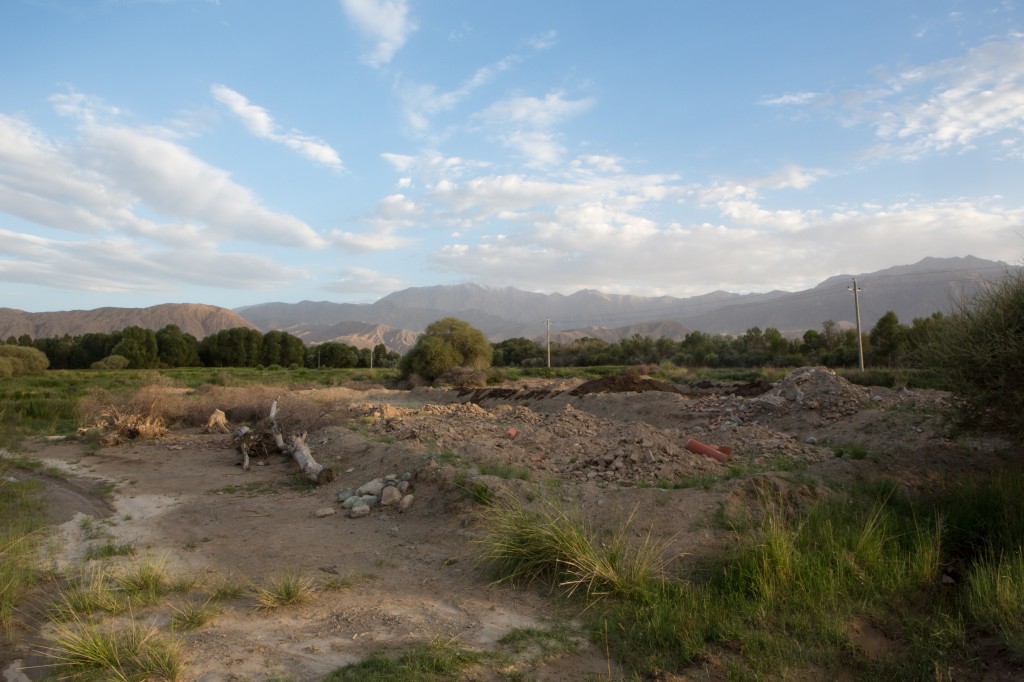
[237, 255, 1017, 346]
[0, 304, 256, 341]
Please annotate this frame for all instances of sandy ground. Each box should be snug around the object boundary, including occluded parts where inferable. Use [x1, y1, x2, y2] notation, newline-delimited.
[2, 369, 1020, 681]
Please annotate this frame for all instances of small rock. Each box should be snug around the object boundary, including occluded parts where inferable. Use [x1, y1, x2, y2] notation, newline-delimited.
[505, 427, 518, 439]
[400, 472, 413, 481]
[336, 489, 355, 503]
[385, 474, 398, 482]
[357, 478, 385, 496]
[871, 395, 883, 402]
[399, 494, 414, 512]
[805, 436, 818, 445]
[942, 574, 956, 585]
[314, 507, 336, 518]
[349, 503, 370, 518]
[359, 494, 379, 507]
[397, 480, 410, 494]
[340, 495, 360, 509]
[380, 486, 403, 507]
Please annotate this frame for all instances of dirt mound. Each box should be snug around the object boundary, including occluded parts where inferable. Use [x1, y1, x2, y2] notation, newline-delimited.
[570, 374, 682, 396]
[746, 366, 870, 419]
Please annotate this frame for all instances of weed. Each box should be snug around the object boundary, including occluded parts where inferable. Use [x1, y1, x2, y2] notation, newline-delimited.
[833, 443, 869, 460]
[209, 575, 247, 601]
[497, 624, 580, 659]
[78, 516, 112, 541]
[321, 572, 373, 591]
[0, 466, 46, 633]
[116, 558, 171, 606]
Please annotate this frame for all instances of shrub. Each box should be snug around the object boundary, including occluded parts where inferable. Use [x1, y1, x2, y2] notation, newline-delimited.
[920, 268, 1024, 437]
[0, 344, 49, 376]
[90, 355, 130, 371]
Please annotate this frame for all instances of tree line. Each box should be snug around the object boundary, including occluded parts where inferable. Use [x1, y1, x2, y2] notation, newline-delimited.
[10, 325, 399, 370]
[492, 311, 945, 370]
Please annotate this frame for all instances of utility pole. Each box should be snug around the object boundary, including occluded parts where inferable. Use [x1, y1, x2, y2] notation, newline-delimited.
[848, 278, 864, 370]
[544, 317, 552, 369]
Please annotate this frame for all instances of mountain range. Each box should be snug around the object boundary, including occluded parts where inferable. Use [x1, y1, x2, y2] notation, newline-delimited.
[1, 256, 1016, 354]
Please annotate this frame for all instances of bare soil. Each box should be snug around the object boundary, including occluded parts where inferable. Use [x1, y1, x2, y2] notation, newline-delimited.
[2, 368, 1021, 681]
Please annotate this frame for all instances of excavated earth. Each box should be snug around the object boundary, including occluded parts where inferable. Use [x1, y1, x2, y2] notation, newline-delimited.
[2, 367, 1020, 681]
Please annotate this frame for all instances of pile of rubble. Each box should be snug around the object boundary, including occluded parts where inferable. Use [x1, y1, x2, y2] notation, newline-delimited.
[744, 367, 870, 420]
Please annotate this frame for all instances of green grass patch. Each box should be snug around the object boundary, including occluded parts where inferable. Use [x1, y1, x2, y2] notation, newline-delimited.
[83, 540, 136, 561]
[0, 461, 47, 635]
[322, 639, 483, 681]
[477, 461, 531, 481]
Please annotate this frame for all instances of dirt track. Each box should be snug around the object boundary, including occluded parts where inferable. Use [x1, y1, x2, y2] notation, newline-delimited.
[2, 368, 1018, 681]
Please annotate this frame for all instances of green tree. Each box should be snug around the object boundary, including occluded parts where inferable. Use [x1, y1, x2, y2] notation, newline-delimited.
[492, 337, 542, 367]
[110, 326, 158, 368]
[156, 325, 200, 367]
[868, 311, 907, 367]
[920, 269, 1024, 437]
[0, 345, 49, 377]
[399, 317, 492, 381]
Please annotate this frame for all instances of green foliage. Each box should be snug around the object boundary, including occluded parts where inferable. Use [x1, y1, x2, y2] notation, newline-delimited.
[322, 639, 482, 681]
[399, 317, 493, 381]
[156, 325, 200, 367]
[918, 269, 1024, 437]
[0, 465, 46, 634]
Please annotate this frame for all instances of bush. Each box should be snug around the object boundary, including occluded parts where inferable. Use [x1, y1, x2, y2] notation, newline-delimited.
[90, 355, 130, 370]
[0, 344, 49, 376]
[920, 268, 1024, 437]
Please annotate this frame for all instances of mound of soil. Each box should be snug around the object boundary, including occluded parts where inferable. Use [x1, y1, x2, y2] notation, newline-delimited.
[570, 374, 682, 396]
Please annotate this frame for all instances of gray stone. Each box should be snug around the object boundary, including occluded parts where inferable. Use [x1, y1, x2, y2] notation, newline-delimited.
[871, 395, 883, 402]
[397, 480, 410, 494]
[385, 473, 398, 482]
[336, 489, 355, 503]
[357, 478, 385, 496]
[380, 486, 403, 507]
[360, 494, 379, 507]
[805, 436, 818, 445]
[340, 495, 360, 509]
[314, 507, 336, 518]
[400, 472, 413, 481]
[349, 503, 370, 518]
[399, 494, 414, 512]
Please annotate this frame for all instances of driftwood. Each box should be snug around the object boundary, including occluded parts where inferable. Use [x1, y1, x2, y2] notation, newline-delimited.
[204, 409, 231, 434]
[229, 400, 334, 485]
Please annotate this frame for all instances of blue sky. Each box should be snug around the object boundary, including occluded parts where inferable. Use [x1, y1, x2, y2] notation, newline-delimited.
[1, 0, 1022, 312]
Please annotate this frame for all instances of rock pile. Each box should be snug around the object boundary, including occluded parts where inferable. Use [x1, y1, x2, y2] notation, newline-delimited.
[337, 472, 415, 518]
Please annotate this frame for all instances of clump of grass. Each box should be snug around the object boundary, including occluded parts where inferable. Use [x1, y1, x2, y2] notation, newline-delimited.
[497, 624, 580, 659]
[322, 638, 481, 681]
[477, 495, 672, 600]
[42, 616, 184, 681]
[116, 558, 171, 606]
[209, 574, 248, 601]
[965, 550, 1024, 655]
[832, 443, 869, 460]
[49, 567, 130, 622]
[170, 598, 219, 631]
[79, 516, 113, 541]
[321, 571, 373, 591]
[254, 573, 316, 610]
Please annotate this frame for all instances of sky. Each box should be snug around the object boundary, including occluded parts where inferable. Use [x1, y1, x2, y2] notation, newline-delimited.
[1, 0, 1023, 313]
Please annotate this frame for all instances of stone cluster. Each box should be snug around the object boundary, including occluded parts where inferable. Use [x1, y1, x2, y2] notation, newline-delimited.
[337, 472, 415, 518]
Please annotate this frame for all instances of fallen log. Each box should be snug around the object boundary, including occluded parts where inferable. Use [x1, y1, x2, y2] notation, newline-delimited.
[269, 399, 334, 484]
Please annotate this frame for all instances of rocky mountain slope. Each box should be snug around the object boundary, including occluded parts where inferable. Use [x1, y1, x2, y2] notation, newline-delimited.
[0, 303, 256, 341]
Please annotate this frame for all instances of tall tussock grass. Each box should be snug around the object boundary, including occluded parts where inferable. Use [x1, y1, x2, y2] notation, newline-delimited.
[480, 474, 1024, 678]
[476, 494, 674, 601]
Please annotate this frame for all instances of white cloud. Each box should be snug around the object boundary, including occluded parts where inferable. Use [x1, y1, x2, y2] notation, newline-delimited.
[476, 91, 594, 129]
[339, 0, 416, 68]
[399, 55, 521, 133]
[78, 124, 326, 248]
[211, 85, 343, 170]
[429, 198, 1023, 297]
[842, 34, 1024, 158]
[758, 91, 819, 106]
[525, 29, 558, 51]
[0, 228, 303, 293]
[331, 227, 415, 252]
[323, 267, 411, 293]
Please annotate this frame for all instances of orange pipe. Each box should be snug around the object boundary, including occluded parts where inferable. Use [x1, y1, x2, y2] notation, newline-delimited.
[686, 438, 732, 463]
